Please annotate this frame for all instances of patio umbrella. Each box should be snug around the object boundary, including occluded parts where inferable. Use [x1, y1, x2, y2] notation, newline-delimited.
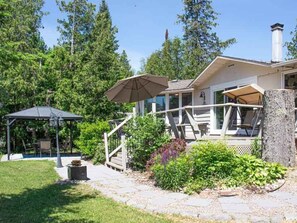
[105, 74, 168, 103]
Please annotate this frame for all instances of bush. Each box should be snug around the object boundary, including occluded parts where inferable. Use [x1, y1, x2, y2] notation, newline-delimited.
[251, 137, 262, 158]
[75, 121, 110, 163]
[125, 114, 170, 171]
[190, 141, 237, 179]
[146, 138, 186, 171]
[150, 141, 287, 193]
[151, 155, 191, 191]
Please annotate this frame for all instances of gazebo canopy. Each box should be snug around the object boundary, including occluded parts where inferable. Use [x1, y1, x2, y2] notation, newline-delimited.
[5, 106, 83, 121]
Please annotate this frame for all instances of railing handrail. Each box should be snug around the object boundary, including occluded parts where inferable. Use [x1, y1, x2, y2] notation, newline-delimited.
[107, 114, 133, 137]
[152, 103, 263, 115]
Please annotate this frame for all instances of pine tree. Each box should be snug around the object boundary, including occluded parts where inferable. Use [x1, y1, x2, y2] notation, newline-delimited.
[79, 0, 123, 120]
[178, 0, 235, 77]
[286, 20, 297, 59]
[56, 0, 96, 55]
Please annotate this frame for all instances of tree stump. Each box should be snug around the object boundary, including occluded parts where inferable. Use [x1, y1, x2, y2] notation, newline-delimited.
[262, 89, 296, 167]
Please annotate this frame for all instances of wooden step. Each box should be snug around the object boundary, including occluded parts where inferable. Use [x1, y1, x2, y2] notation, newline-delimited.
[110, 156, 123, 166]
[106, 161, 124, 171]
[117, 152, 122, 158]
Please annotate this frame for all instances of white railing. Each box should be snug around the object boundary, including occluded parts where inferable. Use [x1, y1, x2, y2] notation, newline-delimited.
[153, 103, 263, 139]
[104, 113, 134, 171]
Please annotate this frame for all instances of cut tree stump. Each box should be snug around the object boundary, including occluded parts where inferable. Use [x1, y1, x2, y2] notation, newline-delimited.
[262, 89, 296, 167]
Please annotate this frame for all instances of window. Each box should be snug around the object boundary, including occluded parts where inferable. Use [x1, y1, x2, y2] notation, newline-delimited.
[144, 98, 153, 113]
[182, 92, 192, 117]
[156, 95, 165, 111]
[169, 93, 179, 117]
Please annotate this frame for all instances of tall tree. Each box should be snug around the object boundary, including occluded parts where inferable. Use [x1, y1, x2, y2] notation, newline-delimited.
[286, 20, 297, 59]
[56, 0, 96, 55]
[145, 34, 184, 80]
[0, 0, 48, 115]
[78, 0, 125, 120]
[178, 0, 235, 77]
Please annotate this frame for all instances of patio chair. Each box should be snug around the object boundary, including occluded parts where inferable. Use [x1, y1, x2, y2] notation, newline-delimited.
[39, 139, 52, 157]
[235, 110, 261, 136]
[22, 139, 36, 155]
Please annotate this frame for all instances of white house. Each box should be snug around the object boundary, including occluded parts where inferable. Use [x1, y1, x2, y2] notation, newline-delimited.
[141, 23, 297, 136]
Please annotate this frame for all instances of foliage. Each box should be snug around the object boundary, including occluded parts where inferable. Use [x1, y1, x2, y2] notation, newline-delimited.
[251, 137, 262, 158]
[145, 37, 185, 80]
[286, 19, 297, 59]
[151, 155, 191, 191]
[56, 0, 96, 54]
[151, 141, 286, 193]
[146, 138, 187, 171]
[143, 0, 235, 79]
[0, 160, 175, 223]
[125, 115, 170, 171]
[75, 121, 109, 162]
[178, 0, 236, 77]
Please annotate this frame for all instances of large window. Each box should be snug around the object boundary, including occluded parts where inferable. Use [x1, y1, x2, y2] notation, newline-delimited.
[213, 87, 237, 130]
[144, 98, 153, 113]
[169, 93, 179, 118]
[156, 95, 165, 111]
[285, 73, 297, 107]
[182, 92, 192, 117]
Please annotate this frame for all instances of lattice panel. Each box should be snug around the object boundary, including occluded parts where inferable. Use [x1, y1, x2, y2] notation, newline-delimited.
[229, 145, 252, 155]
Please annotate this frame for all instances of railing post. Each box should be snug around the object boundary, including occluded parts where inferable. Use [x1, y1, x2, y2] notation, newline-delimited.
[121, 135, 127, 171]
[221, 105, 232, 137]
[104, 132, 109, 163]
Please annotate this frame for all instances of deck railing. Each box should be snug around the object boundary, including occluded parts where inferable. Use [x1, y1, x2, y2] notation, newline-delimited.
[104, 110, 135, 171]
[153, 103, 263, 139]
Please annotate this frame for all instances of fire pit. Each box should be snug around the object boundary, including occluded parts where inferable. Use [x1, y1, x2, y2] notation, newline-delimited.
[67, 160, 87, 180]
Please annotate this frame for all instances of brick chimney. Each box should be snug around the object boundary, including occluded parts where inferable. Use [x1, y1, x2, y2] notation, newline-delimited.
[271, 23, 284, 63]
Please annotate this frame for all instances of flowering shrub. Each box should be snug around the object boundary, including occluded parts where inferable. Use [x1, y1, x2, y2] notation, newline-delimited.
[151, 141, 287, 193]
[146, 138, 187, 171]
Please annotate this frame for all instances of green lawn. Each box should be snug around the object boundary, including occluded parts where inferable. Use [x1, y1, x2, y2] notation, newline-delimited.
[0, 161, 185, 223]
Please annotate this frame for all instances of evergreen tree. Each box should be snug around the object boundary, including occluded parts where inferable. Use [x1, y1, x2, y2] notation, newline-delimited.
[0, 0, 48, 116]
[286, 20, 297, 59]
[56, 0, 96, 55]
[145, 35, 184, 80]
[79, 0, 126, 120]
[178, 0, 235, 77]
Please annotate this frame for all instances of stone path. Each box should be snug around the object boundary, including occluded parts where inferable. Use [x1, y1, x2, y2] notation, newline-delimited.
[54, 158, 297, 222]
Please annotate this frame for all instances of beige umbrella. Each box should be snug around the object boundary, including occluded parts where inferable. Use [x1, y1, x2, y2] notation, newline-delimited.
[223, 84, 264, 104]
[105, 74, 168, 103]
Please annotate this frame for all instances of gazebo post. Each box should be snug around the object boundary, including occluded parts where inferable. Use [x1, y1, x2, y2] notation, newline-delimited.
[70, 122, 73, 154]
[56, 122, 63, 168]
[7, 119, 10, 160]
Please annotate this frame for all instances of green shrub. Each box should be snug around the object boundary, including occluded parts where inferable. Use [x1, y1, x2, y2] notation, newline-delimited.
[251, 137, 262, 158]
[75, 121, 110, 163]
[190, 141, 237, 179]
[151, 154, 191, 191]
[232, 154, 286, 186]
[150, 140, 287, 193]
[125, 114, 170, 171]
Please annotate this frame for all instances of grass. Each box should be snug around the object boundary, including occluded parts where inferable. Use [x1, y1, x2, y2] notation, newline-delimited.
[0, 160, 207, 223]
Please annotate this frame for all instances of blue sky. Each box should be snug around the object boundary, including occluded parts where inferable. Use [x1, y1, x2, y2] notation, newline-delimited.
[41, 0, 297, 71]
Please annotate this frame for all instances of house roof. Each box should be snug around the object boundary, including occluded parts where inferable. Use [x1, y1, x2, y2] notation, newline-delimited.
[160, 79, 193, 94]
[271, 58, 297, 69]
[5, 106, 83, 120]
[190, 56, 271, 87]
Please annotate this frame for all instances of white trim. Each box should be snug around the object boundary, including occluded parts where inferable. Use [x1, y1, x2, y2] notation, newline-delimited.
[179, 93, 182, 123]
[209, 76, 257, 134]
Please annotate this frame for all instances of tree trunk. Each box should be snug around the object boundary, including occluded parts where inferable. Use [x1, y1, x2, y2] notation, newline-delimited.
[262, 89, 296, 167]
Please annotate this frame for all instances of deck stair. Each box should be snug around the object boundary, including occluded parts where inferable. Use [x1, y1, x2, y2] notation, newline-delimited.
[104, 115, 133, 171]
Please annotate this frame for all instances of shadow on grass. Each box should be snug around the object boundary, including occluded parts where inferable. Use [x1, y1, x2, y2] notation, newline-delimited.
[0, 182, 96, 223]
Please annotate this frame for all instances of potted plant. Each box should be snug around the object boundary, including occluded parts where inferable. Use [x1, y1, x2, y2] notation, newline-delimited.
[67, 160, 87, 180]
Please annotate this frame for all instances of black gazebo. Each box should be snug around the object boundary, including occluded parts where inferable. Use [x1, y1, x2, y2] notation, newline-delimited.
[5, 106, 83, 166]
